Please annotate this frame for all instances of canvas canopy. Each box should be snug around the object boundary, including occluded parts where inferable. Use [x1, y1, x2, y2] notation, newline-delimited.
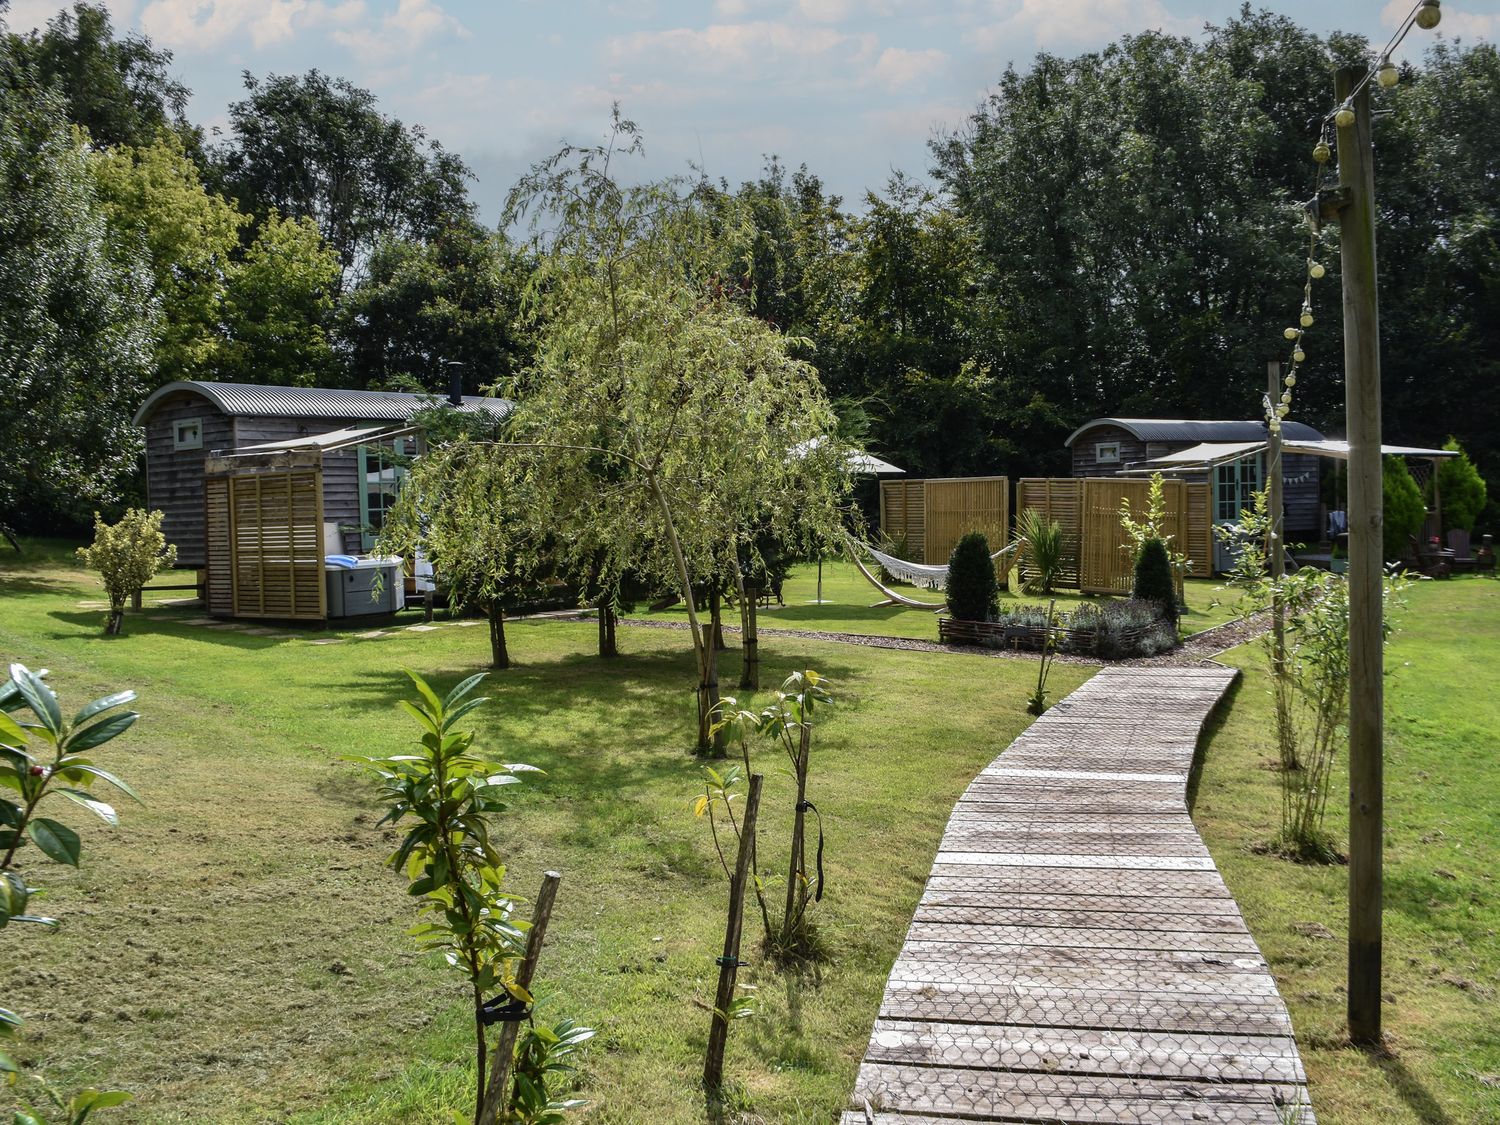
[1121, 438, 1456, 474]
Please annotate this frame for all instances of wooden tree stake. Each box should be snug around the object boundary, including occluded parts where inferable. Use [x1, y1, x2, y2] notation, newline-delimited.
[704, 773, 763, 1093]
[478, 870, 562, 1124]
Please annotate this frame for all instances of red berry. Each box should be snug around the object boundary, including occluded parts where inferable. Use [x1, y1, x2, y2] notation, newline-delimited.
[28, 765, 45, 777]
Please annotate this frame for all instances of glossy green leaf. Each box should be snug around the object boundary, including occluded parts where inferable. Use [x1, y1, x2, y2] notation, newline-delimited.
[65, 711, 139, 753]
[71, 691, 136, 728]
[56, 790, 119, 826]
[28, 818, 82, 866]
[9, 664, 61, 737]
[54, 765, 140, 803]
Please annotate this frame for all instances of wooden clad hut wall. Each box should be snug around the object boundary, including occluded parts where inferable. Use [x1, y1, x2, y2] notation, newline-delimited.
[141, 390, 234, 568]
[1014, 478, 1083, 588]
[922, 477, 1008, 567]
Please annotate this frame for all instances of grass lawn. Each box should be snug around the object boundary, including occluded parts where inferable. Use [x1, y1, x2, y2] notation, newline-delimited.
[630, 558, 1238, 640]
[0, 541, 1093, 1124]
[1197, 574, 1500, 1124]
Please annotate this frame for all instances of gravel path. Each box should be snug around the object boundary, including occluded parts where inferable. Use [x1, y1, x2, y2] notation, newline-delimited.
[620, 611, 1268, 667]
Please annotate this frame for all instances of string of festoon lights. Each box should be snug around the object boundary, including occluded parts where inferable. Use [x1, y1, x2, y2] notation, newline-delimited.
[1266, 0, 1444, 434]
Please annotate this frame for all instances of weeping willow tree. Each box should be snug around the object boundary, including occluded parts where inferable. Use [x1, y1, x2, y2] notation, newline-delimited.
[496, 109, 852, 751]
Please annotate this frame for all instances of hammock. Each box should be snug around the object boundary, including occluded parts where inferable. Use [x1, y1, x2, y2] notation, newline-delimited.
[845, 538, 1019, 610]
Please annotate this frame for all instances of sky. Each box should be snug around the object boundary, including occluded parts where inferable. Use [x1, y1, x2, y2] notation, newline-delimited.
[4, 0, 1498, 222]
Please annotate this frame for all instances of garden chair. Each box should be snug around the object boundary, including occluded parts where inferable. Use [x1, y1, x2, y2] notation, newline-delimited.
[1410, 535, 1451, 578]
[1447, 529, 1477, 572]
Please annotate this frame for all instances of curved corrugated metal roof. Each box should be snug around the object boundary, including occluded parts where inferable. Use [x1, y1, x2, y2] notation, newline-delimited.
[133, 380, 513, 426]
[1065, 417, 1324, 446]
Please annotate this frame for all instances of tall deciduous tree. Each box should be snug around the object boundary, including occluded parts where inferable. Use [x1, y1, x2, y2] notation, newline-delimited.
[2, 2, 193, 150]
[89, 129, 246, 383]
[0, 67, 157, 528]
[337, 223, 530, 396]
[219, 211, 341, 386]
[501, 113, 852, 750]
[213, 69, 473, 292]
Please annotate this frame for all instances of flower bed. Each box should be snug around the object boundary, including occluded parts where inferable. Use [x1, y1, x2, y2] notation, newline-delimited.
[939, 599, 1177, 660]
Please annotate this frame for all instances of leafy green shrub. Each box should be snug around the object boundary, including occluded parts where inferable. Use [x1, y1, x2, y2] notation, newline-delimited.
[945, 531, 997, 621]
[75, 509, 177, 635]
[1133, 537, 1177, 622]
[1429, 437, 1488, 533]
[1382, 457, 1426, 560]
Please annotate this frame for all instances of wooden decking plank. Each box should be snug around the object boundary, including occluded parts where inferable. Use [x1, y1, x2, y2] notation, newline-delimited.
[866, 1020, 1307, 1084]
[853, 1062, 1313, 1123]
[879, 983, 1295, 1038]
[846, 665, 1316, 1123]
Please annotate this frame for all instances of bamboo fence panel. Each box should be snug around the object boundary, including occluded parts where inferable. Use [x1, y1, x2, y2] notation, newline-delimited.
[880, 477, 1008, 564]
[880, 479, 926, 559]
[923, 477, 1009, 567]
[1014, 478, 1082, 588]
[1080, 478, 1202, 596]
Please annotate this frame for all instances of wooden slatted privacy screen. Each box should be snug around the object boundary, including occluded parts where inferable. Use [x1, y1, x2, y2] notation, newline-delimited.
[879, 477, 1009, 564]
[203, 477, 234, 617]
[204, 466, 327, 620]
[1015, 477, 1214, 594]
[230, 470, 326, 620]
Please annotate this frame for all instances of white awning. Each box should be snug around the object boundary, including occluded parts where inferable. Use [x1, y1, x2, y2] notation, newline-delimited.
[1282, 439, 1457, 460]
[228, 423, 413, 457]
[1122, 437, 1458, 474]
[793, 436, 905, 475]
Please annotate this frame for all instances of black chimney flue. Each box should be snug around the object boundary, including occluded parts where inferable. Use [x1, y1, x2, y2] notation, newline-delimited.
[446, 360, 465, 407]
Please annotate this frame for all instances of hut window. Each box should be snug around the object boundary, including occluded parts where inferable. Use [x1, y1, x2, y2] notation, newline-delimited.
[1095, 441, 1120, 464]
[358, 437, 411, 550]
[174, 418, 203, 450]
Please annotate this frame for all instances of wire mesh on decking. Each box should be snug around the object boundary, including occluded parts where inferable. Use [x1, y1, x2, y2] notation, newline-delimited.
[842, 666, 1316, 1125]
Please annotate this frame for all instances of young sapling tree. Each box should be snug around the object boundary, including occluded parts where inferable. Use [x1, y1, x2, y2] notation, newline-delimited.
[75, 509, 177, 635]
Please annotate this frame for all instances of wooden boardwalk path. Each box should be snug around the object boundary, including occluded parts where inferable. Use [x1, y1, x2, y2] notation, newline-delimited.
[844, 665, 1315, 1125]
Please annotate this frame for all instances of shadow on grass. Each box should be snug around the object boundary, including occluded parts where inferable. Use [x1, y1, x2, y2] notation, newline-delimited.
[1187, 669, 1243, 814]
[0, 571, 79, 597]
[46, 609, 304, 649]
[1369, 1042, 1457, 1125]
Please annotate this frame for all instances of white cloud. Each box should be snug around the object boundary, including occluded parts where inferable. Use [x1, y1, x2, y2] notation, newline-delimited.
[797, 0, 856, 22]
[1383, 0, 1500, 41]
[333, 0, 467, 63]
[974, 0, 1197, 52]
[871, 45, 949, 88]
[138, 0, 364, 51]
[607, 19, 851, 76]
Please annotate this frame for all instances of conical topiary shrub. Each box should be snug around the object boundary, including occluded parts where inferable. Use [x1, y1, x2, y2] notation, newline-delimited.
[1133, 537, 1176, 623]
[946, 531, 998, 622]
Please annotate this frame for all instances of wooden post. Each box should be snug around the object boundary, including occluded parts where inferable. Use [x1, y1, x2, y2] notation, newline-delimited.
[478, 871, 562, 1124]
[1267, 362, 1286, 683]
[703, 774, 763, 1093]
[1335, 65, 1384, 1047]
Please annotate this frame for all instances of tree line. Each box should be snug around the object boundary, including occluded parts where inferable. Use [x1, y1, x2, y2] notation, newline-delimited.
[3, 2, 1497, 531]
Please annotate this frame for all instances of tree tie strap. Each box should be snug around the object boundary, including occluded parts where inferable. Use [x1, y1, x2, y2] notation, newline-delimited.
[477, 994, 532, 1025]
[796, 799, 826, 902]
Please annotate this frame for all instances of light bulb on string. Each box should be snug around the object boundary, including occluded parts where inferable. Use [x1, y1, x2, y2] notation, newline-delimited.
[1277, 404, 1290, 417]
[1309, 261, 1325, 279]
[1284, 327, 1299, 341]
[1377, 57, 1400, 88]
[1416, 0, 1442, 30]
[1301, 308, 1315, 328]
[1313, 139, 1332, 163]
[1281, 391, 1293, 405]
[1284, 373, 1297, 388]
[1335, 102, 1356, 128]
[1293, 348, 1306, 364]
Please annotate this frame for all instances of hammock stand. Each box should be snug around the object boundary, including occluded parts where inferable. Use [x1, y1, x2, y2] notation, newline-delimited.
[845, 538, 1019, 611]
